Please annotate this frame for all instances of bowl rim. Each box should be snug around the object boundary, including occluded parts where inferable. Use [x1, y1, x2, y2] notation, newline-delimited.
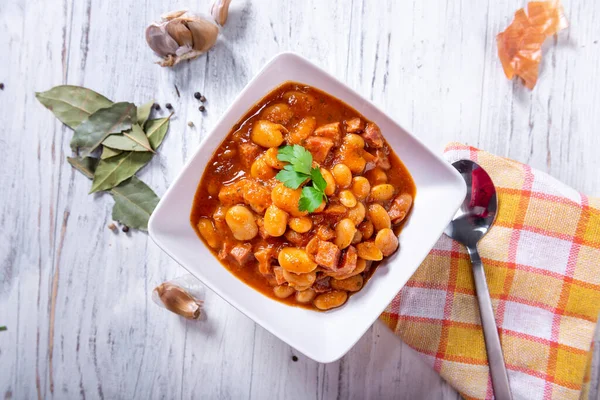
[149, 51, 466, 363]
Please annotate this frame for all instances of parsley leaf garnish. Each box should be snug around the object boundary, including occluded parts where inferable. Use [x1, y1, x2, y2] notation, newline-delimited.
[276, 145, 296, 163]
[275, 165, 308, 189]
[276, 145, 328, 212]
[299, 186, 325, 212]
[310, 167, 327, 193]
[277, 145, 312, 175]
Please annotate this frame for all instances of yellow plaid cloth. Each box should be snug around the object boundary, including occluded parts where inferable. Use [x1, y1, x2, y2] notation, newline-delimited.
[380, 143, 600, 400]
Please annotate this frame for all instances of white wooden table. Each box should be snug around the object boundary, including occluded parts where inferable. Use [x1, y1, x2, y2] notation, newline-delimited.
[1, 0, 599, 398]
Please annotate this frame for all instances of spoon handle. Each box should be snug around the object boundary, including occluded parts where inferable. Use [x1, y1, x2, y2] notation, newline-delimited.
[467, 247, 513, 400]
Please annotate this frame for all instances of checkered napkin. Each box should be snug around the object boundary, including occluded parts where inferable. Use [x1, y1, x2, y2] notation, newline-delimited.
[380, 143, 600, 400]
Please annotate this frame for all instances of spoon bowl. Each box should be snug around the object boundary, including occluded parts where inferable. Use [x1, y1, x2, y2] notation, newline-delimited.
[444, 159, 512, 400]
[444, 159, 498, 247]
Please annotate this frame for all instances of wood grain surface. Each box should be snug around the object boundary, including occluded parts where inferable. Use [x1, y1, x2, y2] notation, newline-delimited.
[1, 0, 599, 399]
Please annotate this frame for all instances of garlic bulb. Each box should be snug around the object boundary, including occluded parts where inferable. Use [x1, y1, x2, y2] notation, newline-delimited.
[152, 275, 205, 320]
[146, 1, 232, 67]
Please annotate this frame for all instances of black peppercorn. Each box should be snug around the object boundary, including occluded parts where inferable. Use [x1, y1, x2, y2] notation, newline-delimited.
[165, 103, 173, 110]
[200, 95, 207, 102]
[153, 103, 160, 110]
[194, 92, 201, 99]
[292, 356, 298, 362]
[199, 105, 205, 112]
[0, 83, 4, 90]
[122, 225, 130, 233]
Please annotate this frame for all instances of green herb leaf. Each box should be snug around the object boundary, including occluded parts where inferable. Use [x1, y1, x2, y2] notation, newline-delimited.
[101, 147, 122, 160]
[90, 151, 153, 193]
[275, 165, 308, 189]
[137, 100, 154, 128]
[145, 115, 171, 150]
[67, 156, 159, 231]
[71, 102, 136, 157]
[102, 124, 154, 152]
[299, 186, 325, 212]
[276, 145, 296, 163]
[277, 144, 312, 175]
[67, 156, 99, 179]
[292, 145, 313, 175]
[111, 176, 159, 231]
[35, 85, 113, 129]
[0, 326, 6, 332]
[310, 167, 327, 193]
[276, 144, 329, 213]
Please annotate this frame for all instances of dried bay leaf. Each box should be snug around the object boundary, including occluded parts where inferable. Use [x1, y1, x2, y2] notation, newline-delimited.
[102, 124, 154, 152]
[67, 156, 99, 179]
[137, 100, 155, 128]
[111, 177, 160, 231]
[71, 102, 137, 157]
[67, 156, 159, 230]
[145, 115, 171, 150]
[36, 86, 113, 129]
[101, 147, 122, 159]
[90, 151, 153, 193]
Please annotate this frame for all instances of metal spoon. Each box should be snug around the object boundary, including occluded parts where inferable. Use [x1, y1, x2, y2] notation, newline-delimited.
[444, 160, 512, 400]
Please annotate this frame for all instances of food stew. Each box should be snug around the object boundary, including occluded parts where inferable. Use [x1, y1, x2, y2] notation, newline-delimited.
[190, 82, 415, 311]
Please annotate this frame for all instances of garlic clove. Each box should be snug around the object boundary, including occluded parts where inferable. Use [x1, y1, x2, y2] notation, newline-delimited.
[161, 9, 187, 21]
[211, 0, 232, 26]
[146, 23, 180, 57]
[165, 19, 193, 49]
[186, 19, 220, 53]
[154, 282, 202, 320]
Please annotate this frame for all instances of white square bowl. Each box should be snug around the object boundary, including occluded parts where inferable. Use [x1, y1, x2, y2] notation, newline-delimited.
[149, 52, 466, 363]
